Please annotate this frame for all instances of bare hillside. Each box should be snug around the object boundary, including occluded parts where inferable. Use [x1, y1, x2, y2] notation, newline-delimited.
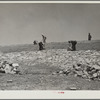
[0, 40, 100, 90]
[0, 40, 100, 53]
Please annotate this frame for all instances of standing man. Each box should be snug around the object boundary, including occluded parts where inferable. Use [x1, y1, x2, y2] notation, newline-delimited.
[33, 40, 38, 45]
[41, 34, 47, 50]
[71, 41, 77, 51]
[88, 33, 92, 41]
[42, 34, 47, 43]
[67, 41, 72, 51]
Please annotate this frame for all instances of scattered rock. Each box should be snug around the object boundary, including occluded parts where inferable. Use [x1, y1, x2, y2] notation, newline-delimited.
[58, 71, 63, 74]
[7, 80, 13, 83]
[0, 49, 100, 79]
[75, 71, 83, 76]
[69, 87, 77, 90]
[93, 73, 98, 78]
[0, 61, 20, 74]
[52, 72, 57, 75]
[93, 65, 100, 70]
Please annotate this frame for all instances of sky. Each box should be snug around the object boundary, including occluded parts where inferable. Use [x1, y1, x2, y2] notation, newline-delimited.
[0, 3, 100, 45]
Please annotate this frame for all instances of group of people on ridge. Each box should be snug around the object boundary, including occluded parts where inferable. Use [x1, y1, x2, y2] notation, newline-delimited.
[67, 33, 92, 51]
[34, 33, 92, 51]
[33, 34, 47, 50]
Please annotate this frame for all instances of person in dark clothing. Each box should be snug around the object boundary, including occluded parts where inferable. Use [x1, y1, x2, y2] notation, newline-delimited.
[88, 33, 92, 41]
[41, 34, 47, 50]
[67, 41, 72, 51]
[38, 42, 44, 50]
[70, 41, 77, 51]
[33, 40, 37, 45]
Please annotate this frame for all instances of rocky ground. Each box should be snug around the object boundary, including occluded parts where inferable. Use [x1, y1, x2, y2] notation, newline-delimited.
[0, 48, 100, 90]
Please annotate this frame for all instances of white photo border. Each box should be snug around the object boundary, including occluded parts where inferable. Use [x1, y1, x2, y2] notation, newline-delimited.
[0, 1, 100, 99]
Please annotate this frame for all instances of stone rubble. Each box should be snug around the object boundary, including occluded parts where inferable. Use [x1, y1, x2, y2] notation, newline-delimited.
[0, 60, 20, 74]
[0, 49, 100, 79]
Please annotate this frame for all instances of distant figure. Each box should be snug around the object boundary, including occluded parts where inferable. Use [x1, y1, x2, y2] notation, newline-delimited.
[33, 40, 38, 45]
[38, 42, 45, 50]
[88, 33, 92, 41]
[42, 34, 47, 43]
[41, 34, 47, 50]
[69, 41, 77, 51]
[67, 41, 72, 51]
[71, 41, 77, 51]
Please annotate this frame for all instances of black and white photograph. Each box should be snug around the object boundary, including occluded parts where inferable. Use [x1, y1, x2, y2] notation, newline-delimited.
[0, 1, 100, 99]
